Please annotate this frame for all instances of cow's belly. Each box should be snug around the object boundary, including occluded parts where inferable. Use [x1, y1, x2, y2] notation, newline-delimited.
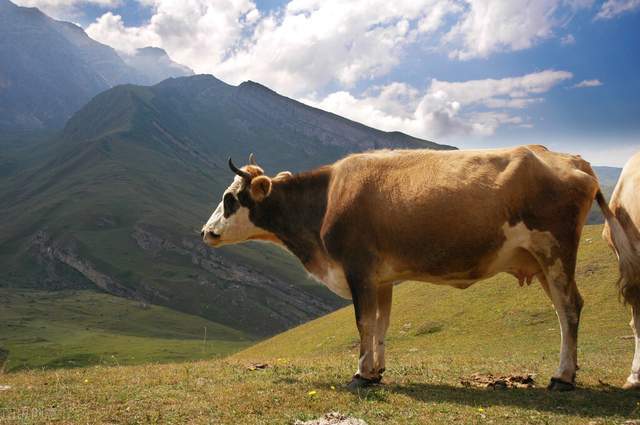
[374, 221, 546, 288]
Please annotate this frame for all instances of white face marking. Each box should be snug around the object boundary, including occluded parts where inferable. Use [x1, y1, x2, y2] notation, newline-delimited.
[201, 175, 270, 247]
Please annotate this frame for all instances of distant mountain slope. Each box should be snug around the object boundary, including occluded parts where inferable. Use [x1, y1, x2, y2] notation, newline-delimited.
[120, 47, 194, 84]
[0, 74, 453, 338]
[0, 0, 190, 131]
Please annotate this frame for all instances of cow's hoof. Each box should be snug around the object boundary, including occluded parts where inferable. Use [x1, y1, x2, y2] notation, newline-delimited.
[346, 374, 381, 392]
[622, 380, 640, 390]
[547, 377, 576, 391]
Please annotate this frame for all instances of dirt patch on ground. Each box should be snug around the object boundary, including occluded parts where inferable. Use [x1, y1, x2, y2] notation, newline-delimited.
[460, 373, 535, 389]
[246, 362, 269, 371]
[294, 412, 368, 425]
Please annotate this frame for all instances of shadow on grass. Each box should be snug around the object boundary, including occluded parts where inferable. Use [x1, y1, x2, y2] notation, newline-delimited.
[288, 376, 640, 419]
[384, 382, 640, 419]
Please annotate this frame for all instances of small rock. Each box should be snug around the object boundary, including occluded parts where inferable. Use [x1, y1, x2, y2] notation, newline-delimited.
[0, 385, 11, 391]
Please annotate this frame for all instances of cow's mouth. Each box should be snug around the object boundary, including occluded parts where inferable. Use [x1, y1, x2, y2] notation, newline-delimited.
[202, 230, 221, 245]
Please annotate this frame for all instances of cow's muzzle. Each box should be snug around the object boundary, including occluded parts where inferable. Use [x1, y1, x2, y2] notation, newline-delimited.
[201, 230, 221, 245]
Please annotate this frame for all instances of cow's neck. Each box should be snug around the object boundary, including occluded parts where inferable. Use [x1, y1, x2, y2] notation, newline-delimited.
[253, 167, 332, 267]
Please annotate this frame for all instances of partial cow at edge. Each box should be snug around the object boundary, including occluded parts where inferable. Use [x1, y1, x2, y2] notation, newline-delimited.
[601, 151, 640, 389]
[200, 144, 622, 391]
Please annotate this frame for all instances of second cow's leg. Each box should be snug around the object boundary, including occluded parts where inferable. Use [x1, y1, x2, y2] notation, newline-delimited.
[373, 284, 393, 378]
[624, 301, 640, 389]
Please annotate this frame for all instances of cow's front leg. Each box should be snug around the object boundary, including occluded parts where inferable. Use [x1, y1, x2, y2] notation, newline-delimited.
[347, 281, 379, 390]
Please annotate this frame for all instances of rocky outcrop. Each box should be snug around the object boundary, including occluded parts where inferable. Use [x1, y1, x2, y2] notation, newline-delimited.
[30, 231, 136, 298]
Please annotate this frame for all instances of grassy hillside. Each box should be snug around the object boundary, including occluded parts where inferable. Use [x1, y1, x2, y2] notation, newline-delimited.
[0, 289, 251, 372]
[3, 225, 640, 424]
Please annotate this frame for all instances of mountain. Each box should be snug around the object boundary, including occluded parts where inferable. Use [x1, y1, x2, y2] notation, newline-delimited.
[0, 74, 453, 340]
[120, 47, 194, 84]
[0, 0, 189, 131]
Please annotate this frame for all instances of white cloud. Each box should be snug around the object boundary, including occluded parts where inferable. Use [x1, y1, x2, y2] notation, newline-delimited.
[561, 33, 576, 44]
[595, 0, 640, 19]
[87, 0, 260, 68]
[87, 0, 462, 95]
[444, 0, 592, 60]
[572, 79, 603, 88]
[303, 70, 572, 140]
[85, 0, 590, 97]
[13, 0, 120, 20]
[198, 0, 463, 96]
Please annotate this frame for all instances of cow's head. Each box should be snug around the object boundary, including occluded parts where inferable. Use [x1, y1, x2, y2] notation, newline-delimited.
[201, 154, 290, 247]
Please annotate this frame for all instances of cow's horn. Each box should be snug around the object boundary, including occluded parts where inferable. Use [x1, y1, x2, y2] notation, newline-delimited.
[249, 153, 257, 165]
[228, 157, 251, 180]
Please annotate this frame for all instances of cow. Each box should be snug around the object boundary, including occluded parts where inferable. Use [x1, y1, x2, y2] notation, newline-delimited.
[601, 152, 640, 389]
[201, 145, 618, 391]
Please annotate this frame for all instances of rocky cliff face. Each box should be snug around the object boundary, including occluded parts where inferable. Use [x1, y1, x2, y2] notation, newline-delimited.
[27, 226, 340, 336]
[30, 231, 136, 298]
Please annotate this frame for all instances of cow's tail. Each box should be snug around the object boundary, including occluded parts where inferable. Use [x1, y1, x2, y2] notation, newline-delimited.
[596, 190, 640, 303]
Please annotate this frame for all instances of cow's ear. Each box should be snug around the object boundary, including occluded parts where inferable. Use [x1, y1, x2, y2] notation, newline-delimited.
[250, 175, 272, 202]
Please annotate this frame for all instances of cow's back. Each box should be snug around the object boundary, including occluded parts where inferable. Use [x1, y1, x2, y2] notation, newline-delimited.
[322, 145, 599, 279]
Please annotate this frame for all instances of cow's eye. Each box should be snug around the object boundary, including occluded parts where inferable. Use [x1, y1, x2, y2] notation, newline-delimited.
[223, 193, 238, 217]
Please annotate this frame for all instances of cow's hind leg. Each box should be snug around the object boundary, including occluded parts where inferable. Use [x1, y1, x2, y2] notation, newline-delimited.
[347, 278, 380, 390]
[537, 262, 583, 391]
[373, 284, 393, 379]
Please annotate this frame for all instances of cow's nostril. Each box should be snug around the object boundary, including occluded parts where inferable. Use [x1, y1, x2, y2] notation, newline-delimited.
[207, 231, 220, 239]
[200, 230, 205, 238]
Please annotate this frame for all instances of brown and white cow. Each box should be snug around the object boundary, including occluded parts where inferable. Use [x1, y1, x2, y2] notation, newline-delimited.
[601, 152, 640, 389]
[201, 145, 618, 391]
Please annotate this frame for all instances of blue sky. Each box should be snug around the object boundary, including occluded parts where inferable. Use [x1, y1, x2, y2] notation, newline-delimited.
[17, 0, 640, 166]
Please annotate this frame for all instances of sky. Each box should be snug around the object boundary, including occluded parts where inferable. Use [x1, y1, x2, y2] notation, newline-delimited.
[15, 0, 640, 166]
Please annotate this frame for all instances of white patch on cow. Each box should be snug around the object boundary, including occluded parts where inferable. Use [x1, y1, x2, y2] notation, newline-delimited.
[202, 202, 269, 247]
[488, 222, 533, 272]
[320, 264, 352, 299]
[308, 258, 352, 299]
[488, 221, 560, 278]
[202, 174, 281, 246]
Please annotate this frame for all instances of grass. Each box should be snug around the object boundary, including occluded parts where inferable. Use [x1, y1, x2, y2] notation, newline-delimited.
[0, 289, 251, 372]
[2, 225, 640, 424]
